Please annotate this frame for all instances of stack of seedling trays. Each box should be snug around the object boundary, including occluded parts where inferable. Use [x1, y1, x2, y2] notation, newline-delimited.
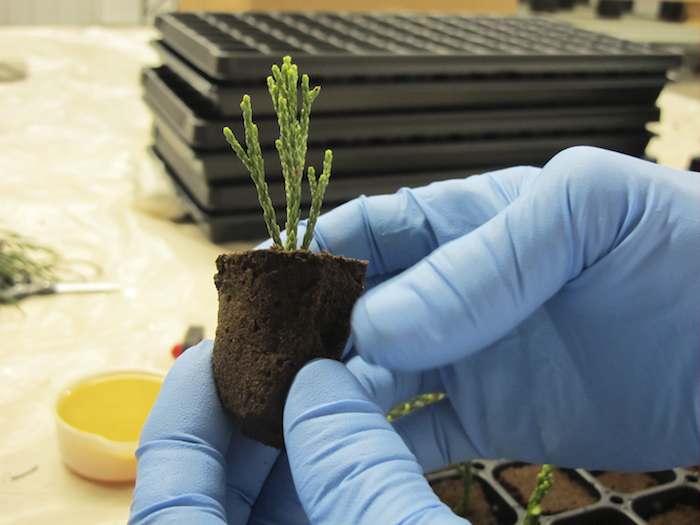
[145, 12, 681, 242]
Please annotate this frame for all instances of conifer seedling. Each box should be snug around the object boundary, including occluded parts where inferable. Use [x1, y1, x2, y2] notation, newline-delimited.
[222, 55, 331, 250]
[454, 462, 474, 518]
[523, 464, 555, 525]
[212, 56, 366, 448]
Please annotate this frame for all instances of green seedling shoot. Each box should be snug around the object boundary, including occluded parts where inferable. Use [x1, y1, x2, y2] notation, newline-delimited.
[454, 462, 473, 518]
[386, 392, 445, 422]
[386, 395, 473, 517]
[223, 56, 331, 251]
[523, 464, 554, 525]
[0, 228, 60, 303]
[386, 394, 555, 521]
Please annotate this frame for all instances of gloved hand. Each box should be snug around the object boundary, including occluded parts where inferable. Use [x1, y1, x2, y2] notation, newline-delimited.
[129, 340, 309, 525]
[131, 146, 700, 524]
[129, 341, 466, 524]
[285, 146, 700, 523]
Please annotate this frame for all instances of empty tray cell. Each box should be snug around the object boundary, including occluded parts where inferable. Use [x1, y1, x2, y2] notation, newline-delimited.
[431, 476, 517, 525]
[550, 508, 638, 524]
[593, 471, 675, 493]
[495, 463, 599, 514]
[155, 12, 682, 81]
[153, 40, 669, 116]
[633, 486, 700, 524]
[141, 66, 659, 150]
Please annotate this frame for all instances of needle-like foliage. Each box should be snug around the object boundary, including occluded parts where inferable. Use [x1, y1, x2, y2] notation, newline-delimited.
[386, 392, 445, 421]
[0, 229, 59, 292]
[453, 462, 474, 518]
[223, 56, 330, 251]
[523, 464, 554, 525]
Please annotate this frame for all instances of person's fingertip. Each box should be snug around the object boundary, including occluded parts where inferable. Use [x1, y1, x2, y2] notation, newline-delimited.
[351, 293, 381, 365]
[283, 357, 467, 525]
[141, 338, 231, 449]
[351, 285, 427, 371]
[340, 333, 355, 361]
[284, 359, 359, 429]
[172, 339, 213, 366]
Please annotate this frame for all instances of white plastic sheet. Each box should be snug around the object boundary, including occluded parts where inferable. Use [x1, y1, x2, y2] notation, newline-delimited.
[0, 27, 252, 524]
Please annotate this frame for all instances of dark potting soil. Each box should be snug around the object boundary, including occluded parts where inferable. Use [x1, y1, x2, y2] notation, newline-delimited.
[647, 504, 700, 525]
[497, 464, 597, 514]
[431, 478, 499, 525]
[212, 249, 366, 448]
[595, 471, 659, 493]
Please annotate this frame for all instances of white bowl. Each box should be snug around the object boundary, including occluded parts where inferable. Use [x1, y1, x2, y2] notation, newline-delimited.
[55, 369, 164, 483]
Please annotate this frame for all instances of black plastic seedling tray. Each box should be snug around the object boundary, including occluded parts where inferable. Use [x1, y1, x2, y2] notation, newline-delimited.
[427, 460, 700, 524]
[156, 142, 478, 213]
[158, 149, 488, 243]
[154, 12, 681, 81]
[157, 149, 329, 243]
[152, 113, 650, 187]
[153, 41, 669, 117]
[142, 66, 660, 151]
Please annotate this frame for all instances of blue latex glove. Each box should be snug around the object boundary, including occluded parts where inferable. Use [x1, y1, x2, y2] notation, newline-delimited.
[132, 146, 700, 524]
[283, 146, 700, 524]
[130, 340, 310, 524]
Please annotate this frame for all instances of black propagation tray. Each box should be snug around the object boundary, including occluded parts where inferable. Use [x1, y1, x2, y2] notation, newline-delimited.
[157, 141, 474, 214]
[154, 12, 682, 81]
[142, 66, 660, 150]
[153, 112, 650, 191]
[427, 460, 700, 524]
[153, 40, 669, 117]
[156, 147, 485, 243]
[157, 148, 334, 242]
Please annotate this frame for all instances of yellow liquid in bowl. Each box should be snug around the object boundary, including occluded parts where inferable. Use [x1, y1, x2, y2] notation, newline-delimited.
[57, 373, 162, 442]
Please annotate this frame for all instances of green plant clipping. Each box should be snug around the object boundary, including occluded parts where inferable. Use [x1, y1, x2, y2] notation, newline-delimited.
[386, 392, 445, 422]
[223, 56, 331, 251]
[523, 464, 554, 525]
[0, 229, 59, 292]
[454, 462, 473, 518]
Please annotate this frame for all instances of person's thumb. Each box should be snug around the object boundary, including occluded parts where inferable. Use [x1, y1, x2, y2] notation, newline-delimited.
[284, 359, 467, 525]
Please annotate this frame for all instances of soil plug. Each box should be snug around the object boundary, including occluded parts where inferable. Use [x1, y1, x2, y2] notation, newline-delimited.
[214, 56, 367, 448]
[523, 464, 555, 525]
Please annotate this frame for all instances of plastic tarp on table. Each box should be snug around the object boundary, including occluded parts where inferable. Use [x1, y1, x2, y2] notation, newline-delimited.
[0, 27, 252, 525]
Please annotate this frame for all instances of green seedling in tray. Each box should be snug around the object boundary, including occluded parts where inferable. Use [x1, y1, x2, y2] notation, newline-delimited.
[523, 464, 555, 525]
[454, 461, 474, 518]
[389, 394, 555, 522]
[387, 394, 473, 517]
